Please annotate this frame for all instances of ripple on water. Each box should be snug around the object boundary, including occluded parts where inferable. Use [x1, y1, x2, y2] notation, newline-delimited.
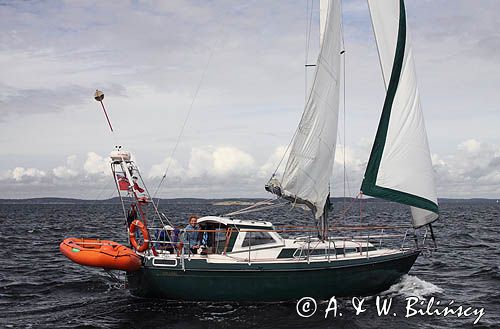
[0, 201, 498, 328]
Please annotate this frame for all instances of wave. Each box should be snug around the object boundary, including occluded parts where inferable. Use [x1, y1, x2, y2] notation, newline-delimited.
[471, 265, 500, 281]
[381, 275, 444, 300]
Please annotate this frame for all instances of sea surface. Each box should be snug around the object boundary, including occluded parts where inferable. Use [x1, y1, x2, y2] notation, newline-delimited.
[0, 199, 498, 328]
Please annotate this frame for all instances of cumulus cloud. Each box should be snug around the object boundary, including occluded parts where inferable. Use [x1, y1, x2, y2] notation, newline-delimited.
[148, 156, 185, 180]
[53, 155, 79, 179]
[150, 146, 256, 180]
[147, 143, 363, 198]
[330, 139, 500, 198]
[1, 0, 498, 202]
[186, 148, 215, 178]
[8, 167, 46, 182]
[0, 151, 118, 196]
[212, 147, 255, 176]
[458, 138, 482, 155]
[83, 152, 109, 176]
[1, 139, 500, 199]
[258, 146, 287, 178]
[430, 139, 500, 197]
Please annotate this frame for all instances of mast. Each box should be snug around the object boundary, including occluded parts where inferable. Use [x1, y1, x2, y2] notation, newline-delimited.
[318, 0, 331, 241]
[266, 0, 342, 230]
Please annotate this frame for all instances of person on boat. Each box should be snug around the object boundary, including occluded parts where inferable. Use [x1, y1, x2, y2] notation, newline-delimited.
[171, 228, 182, 255]
[126, 204, 138, 227]
[155, 225, 174, 252]
[184, 215, 201, 254]
[199, 222, 212, 255]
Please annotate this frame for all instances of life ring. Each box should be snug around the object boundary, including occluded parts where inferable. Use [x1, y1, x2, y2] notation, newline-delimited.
[129, 219, 150, 252]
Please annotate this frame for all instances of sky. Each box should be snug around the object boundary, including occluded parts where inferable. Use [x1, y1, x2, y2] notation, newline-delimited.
[0, 0, 499, 200]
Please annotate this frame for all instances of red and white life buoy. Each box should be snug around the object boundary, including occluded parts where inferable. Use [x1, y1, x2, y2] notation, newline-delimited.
[129, 219, 150, 252]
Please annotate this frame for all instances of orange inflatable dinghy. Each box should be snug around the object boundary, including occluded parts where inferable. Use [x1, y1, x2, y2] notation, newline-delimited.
[60, 238, 141, 272]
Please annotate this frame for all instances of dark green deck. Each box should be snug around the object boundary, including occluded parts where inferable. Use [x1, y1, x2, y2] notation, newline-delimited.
[126, 250, 420, 301]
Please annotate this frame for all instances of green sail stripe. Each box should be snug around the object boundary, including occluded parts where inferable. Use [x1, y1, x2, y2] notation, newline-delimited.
[360, 0, 438, 214]
[363, 185, 438, 213]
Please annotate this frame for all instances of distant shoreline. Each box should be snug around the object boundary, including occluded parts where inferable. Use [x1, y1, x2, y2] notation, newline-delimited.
[0, 197, 498, 205]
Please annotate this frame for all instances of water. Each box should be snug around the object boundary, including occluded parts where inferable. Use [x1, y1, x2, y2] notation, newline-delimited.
[0, 200, 499, 328]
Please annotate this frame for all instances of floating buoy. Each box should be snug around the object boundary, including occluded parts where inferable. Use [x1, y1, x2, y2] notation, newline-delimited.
[129, 220, 150, 252]
[60, 238, 141, 272]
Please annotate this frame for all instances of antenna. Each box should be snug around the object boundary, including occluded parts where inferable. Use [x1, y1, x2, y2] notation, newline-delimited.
[94, 89, 114, 132]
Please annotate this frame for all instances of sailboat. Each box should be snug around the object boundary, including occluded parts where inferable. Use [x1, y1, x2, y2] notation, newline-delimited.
[61, 0, 439, 301]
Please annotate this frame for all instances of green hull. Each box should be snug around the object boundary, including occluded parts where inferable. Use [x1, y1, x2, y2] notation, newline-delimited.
[126, 250, 420, 301]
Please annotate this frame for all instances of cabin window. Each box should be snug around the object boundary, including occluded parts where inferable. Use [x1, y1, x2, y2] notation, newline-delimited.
[242, 231, 275, 247]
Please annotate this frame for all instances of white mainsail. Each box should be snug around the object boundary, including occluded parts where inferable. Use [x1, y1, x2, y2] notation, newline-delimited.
[363, 0, 438, 227]
[269, 0, 342, 219]
[319, 0, 330, 46]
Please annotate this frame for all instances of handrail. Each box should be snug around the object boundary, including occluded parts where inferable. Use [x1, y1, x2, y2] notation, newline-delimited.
[403, 229, 408, 248]
[146, 225, 427, 264]
[145, 225, 414, 234]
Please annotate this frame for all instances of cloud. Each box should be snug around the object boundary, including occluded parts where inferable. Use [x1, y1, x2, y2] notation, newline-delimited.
[83, 152, 109, 176]
[0, 82, 126, 121]
[8, 167, 46, 182]
[150, 146, 256, 179]
[53, 155, 79, 179]
[431, 139, 500, 197]
[148, 156, 185, 179]
[1, 152, 113, 185]
[0, 1, 499, 199]
[0, 84, 85, 120]
[1, 139, 500, 199]
[258, 146, 287, 178]
[186, 148, 215, 178]
[212, 147, 255, 176]
[458, 138, 481, 155]
[404, 1, 500, 61]
[0, 151, 118, 198]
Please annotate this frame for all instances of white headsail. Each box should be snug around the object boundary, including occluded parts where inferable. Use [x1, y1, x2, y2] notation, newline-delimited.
[362, 0, 438, 227]
[268, 0, 342, 219]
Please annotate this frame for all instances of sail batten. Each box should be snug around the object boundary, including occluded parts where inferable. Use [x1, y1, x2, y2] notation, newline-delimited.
[363, 0, 438, 227]
[267, 0, 342, 219]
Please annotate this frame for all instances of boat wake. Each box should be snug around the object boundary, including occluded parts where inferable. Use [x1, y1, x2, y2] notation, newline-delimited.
[381, 275, 443, 300]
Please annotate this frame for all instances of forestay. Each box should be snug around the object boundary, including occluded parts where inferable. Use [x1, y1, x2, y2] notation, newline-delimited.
[269, 0, 342, 219]
[362, 0, 438, 227]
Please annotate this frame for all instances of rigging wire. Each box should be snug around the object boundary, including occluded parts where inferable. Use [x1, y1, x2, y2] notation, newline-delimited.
[152, 54, 214, 205]
[341, 3, 347, 220]
[270, 129, 296, 179]
[269, 1, 315, 180]
[151, 17, 227, 207]
[224, 199, 286, 217]
[85, 179, 115, 222]
[305, 0, 315, 103]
